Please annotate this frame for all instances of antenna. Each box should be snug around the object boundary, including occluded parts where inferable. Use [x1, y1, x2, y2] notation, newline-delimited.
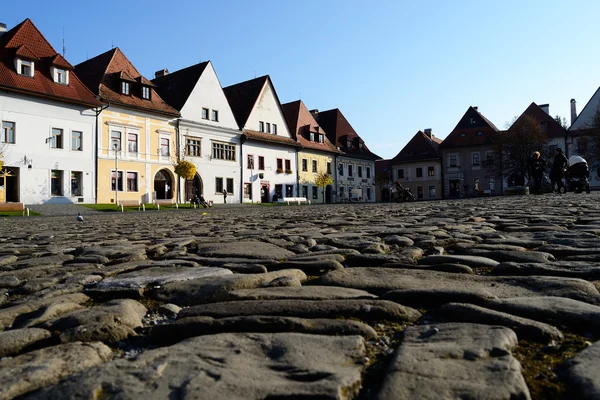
[62, 27, 66, 57]
[111, 39, 114, 49]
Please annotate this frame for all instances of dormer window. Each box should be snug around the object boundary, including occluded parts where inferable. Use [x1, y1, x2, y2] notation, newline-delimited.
[142, 86, 151, 100]
[50, 66, 69, 84]
[309, 132, 315, 141]
[318, 134, 324, 143]
[347, 140, 352, 148]
[121, 81, 130, 95]
[16, 59, 34, 77]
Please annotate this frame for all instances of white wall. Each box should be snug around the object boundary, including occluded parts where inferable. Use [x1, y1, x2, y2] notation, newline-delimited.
[570, 90, 600, 130]
[336, 156, 376, 202]
[0, 91, 96, 204]
[244, 82, 292, 138]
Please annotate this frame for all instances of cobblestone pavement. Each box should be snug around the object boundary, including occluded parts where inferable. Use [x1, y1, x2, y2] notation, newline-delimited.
[2, 193, 600, 399]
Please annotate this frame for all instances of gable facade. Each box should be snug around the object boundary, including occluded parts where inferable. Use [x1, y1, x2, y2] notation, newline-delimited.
[568, 89, 600, 190]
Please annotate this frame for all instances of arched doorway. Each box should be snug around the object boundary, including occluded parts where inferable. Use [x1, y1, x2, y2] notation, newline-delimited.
[154, 169, 173, 200]
[325, 185, 332, 203]
[185, 174, 203, 201]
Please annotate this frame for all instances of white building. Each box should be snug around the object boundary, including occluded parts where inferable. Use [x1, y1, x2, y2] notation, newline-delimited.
[0, 19, 100, 204]
[223, 76, 299, 203]
[568, 91, 600, 189]
[153, 61, 242, 204]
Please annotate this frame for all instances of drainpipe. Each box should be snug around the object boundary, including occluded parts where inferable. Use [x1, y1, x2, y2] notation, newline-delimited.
[175, 118, 181, 204]
[240, 134, 246, 204]
[440, 152, 445, 200]
[296, 146, 300, 197]
[94, 102, 110, 204]
[334, 154, 338, 203]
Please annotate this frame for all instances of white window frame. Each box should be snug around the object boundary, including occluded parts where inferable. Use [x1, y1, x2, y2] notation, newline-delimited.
[211, 110, 219, 122]
[52, 67, 68, 85]
[259, 121, 264, 132]
[202, 108, 209, 120]
[51, 169, 64, 196]
[126, 170, 139, 192]
[51, 127, 64, 149]
[302, 158, 308, 172]
[142, 86, 151, 100]
[71, 130, 83, 151]
[1, 121, 16, 144]
[159, 136, 170, 159]
[111, 169, 124, 192]
[472, 152, 480, 166]
[121, 81, 130, 95]
[212, 141, 236, 161]
[428, 185, 436, 198]
[273, 124, 278, 134]
[186, 136, 202, 157]
[70, 170, 83, 197]
[312, 159, 318, 173]
[15, 59, 34, 77]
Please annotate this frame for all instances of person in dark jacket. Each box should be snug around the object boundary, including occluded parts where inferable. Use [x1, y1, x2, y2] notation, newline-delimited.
[528, 151, 546, 194]
[550, 148, 568, 193]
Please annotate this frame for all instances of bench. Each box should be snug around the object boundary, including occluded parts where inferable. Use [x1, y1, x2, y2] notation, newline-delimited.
[117, 199, 145, 212]
[277, 197, 311, 205]
[154, 199, 178, 210]
[0, 202, 29, 216]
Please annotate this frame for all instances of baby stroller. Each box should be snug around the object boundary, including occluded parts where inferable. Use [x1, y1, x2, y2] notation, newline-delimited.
[391, 181, 415, 202]
[565, 156, 591, 193]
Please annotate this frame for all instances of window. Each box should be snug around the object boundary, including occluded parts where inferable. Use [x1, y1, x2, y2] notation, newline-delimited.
[577, 139, 588, 153]
[111, 170, 123, 191]
[318, 134, 324, 143]
[476, 131, 483, 136]
[128, 133, 138, 153]
[160, 138, 170, 156]
[286, 185, 293, 197]
[472, 153, 480, 166]
[285, 159, 291, 172]
[212, 142, 236, 161]
[20, 60, 32, 76]
[428, 185, 436, 198]
[312, 186, 318, 199]
[227, 178, 234, 194]
[121, 81, 130, 95]
[71, 171, 82, 196]
[367, 188, 371, 200]
[459, 132, 467, 137]
[258, 156, 265, 170]
[110, 130, 121, 150]
[450, 155, 457, 167]
[51, 128, 63, 149]
[211, 110, 219, 122]
[338, 163, 344, 176]
[486, 152, 494, 166]
[312, 160, 317, 173]
[417, 186, 423, 200]
[244, 183, 251, 198]
[186, 138, 201, 157]
[397, 169, 404, 179]
[428, 166, 434, 177]
[489, 177, 495, 191]
[202, 108, 209, 120]
[302, 159, 308, 172]
[474, 178, 480, 191]
[71, 131, 82, 151]
[302, 186, 308, 198]
[51, 170, 63, 196]
[366, 166, 371, 179]
[273, 124, 277, 134]
[339, 186, 344, 196]
[309, 132, 315, 142]
[358, 166, 363, 178]
[247, 154, 255, 169]
[276, 158, 283, 171]
[266, 123, 271, 133]
[259, 121, 264, 132]
[275, 184, 283, 198]
[56, 69, 66, 84]
[416, 167, 423, 178]
[1, 121, 15, 144]
[327, 162, 332, 174]
[142, 86, 151, 100]
[127, 172, 138, 192]
[215, 177, 223, 193]
[348, 165, 353, 177]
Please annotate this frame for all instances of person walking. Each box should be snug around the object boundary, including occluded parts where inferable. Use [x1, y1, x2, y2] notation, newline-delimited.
[223, 188, 228, 204]
[528, 151, 546, 194]
[550, 148, 568, 193]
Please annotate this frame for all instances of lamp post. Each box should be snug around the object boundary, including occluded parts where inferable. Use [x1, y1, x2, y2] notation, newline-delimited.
[114, 143, 119, 207]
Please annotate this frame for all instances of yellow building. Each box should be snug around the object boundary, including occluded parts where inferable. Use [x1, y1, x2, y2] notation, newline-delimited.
[282, 100, 341, 203]
[76, 48, 180, 204]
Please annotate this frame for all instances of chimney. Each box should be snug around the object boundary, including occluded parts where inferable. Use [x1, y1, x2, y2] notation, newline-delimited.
[154, 68, 169, 78]
[539, 103, 550, 115]
[570, 99, 577, 125]
[0, 23, 6, 38]
[424, 128, 432, 138]
[309, 109, 319, 114]
[473, 106, 478, 111]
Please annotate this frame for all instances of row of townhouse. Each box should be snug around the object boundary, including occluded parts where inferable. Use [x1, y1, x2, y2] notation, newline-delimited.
[377, 97, 600, 200]
[0, 19, 380, 206]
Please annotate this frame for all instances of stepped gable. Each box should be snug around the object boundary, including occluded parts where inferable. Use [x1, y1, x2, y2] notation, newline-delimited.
[312, 108, 381, 161]
[390, 130, 442, 163]
[438, 106, 499, 149]
[75, 48, 178, 117]
[152, 62, 209, 111]
[0, 19, 100, 107]
[282, 100, 341, 154]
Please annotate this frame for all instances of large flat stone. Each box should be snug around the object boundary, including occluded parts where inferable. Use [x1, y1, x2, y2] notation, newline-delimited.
[419, 255, 499, 268]
[94, 266, 232, 289]
[560, 340, 600, 399]
[30, 333, 366, 400]
[0, 327, 52, 357]
[377, 323, 530, 400]
[196, 241, 295, 260]
[491, 261, 600, 279]
[382, 287, 497, 308]
[223, 286, 377, 301]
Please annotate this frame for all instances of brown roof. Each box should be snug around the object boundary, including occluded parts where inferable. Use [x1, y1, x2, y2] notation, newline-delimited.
[438, 106, 500, 149]
[281, 100, 342, 154]
[390, 131, 442, 163]
[513, 102, 567, 139]
[312, 108, 381, 161]
[152, 62, 209, 111]
[242, 130, 301, 147]
[0, 19, 100, 107]
[76, 48, 179, 117]
[223, 75, 270, 129]
[50, 54, 73, 69]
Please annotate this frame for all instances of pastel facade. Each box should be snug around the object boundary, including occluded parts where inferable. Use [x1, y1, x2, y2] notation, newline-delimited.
[0, 19, 100, 204]
[76, 48, 180, 204]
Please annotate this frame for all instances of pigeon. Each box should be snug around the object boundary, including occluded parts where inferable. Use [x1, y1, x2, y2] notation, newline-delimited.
[76, 213, 84, 222]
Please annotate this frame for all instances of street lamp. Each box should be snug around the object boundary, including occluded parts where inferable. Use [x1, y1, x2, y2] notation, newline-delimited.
[114, 143, 119, 207]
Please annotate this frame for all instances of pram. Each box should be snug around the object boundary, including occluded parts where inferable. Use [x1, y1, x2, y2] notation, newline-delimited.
[191, 194, 211, 208]
[565, 156, 591, 193]
[391, 181, 415, 202]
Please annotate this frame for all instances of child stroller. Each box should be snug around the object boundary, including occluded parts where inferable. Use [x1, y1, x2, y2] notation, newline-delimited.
[391, 181, 415, 202]
[565, 156, 591, 193]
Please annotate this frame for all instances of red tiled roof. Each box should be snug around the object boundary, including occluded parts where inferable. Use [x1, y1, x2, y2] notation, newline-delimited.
[438, 106, 500, 149]
[513, 102, 567, 139]
[14, 44, 39, 60]
[75, 48, 179, 117]
[242, 130, 301, 147]
[312, 108, 381, 161]
[0, 19, 100, 107]
[390, 131, 441, 163]
[50, 54, 73, 69]
[152, 62, 209, 111]
[282, 100, 342, 154]
[223, 75, 269, 129]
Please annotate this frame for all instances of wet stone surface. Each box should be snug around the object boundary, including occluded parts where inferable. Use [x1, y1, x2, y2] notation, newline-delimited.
[1, 194, 600, 399]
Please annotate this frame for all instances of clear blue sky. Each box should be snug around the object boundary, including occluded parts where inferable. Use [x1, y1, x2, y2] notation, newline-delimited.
[4, 0, 600, 159]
